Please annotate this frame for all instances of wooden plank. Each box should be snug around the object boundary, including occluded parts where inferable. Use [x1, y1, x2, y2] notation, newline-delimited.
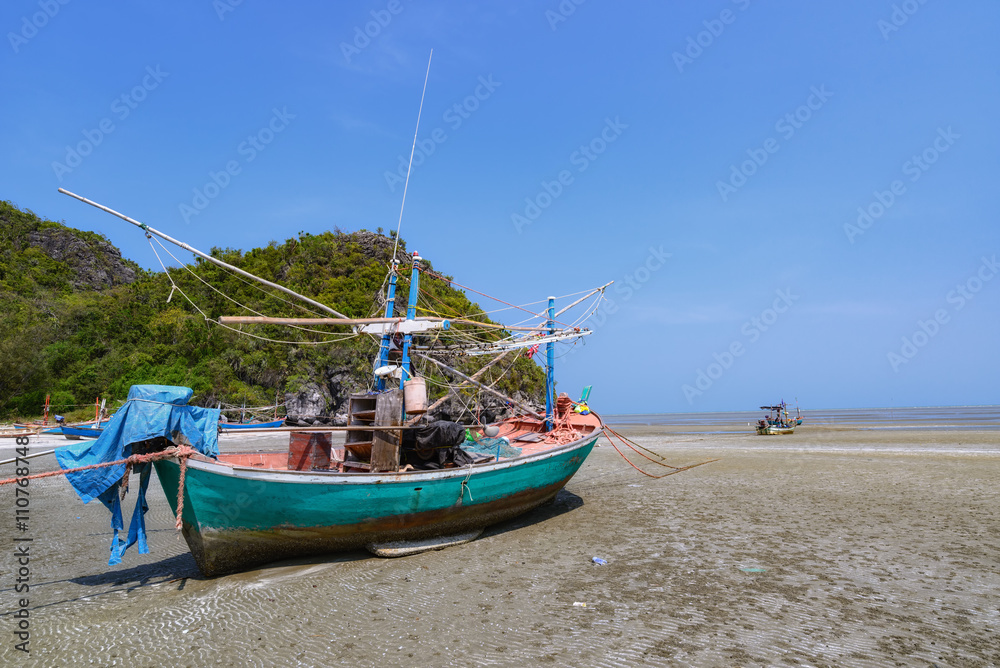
[370, 390, 403, 473]
[217, 315, 549, 332]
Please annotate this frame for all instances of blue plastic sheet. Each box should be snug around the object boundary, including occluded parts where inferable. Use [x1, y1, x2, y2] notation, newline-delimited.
[55, 385, 220, 565]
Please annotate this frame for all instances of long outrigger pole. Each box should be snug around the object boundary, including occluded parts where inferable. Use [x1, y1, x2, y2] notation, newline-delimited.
[57, 188, 350, 319]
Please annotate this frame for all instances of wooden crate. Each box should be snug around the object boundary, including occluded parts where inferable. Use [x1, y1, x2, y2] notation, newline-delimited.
[288, 432, 332, 470]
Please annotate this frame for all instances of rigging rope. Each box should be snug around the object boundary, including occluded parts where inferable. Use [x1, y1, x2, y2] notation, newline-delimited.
[151, 237, 348, 337]
[147, 238, 360, 347]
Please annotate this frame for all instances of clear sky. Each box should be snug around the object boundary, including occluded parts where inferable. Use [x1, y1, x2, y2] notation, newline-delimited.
[2, 1, 997, 413]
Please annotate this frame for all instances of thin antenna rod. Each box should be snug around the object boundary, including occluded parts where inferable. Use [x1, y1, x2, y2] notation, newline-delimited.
[391, 49, 433, 264]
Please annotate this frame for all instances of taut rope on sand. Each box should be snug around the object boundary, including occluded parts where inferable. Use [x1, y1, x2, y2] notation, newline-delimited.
[603, 427, 719, 479]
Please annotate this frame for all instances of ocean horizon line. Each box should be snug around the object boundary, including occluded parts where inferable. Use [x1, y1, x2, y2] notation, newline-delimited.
[604, 404, 1000, 418]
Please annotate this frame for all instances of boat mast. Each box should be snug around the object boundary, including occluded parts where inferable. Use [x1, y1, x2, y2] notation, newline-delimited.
[374, 261, 399, 391]
[545, 296, 555, 431]
[399, 253, 421, 388]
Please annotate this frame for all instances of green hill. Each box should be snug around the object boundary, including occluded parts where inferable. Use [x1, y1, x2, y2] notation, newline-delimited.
[0, 200, 544, 422]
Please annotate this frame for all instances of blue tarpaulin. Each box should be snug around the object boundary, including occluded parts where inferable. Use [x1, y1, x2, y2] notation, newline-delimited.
[55, 385, 220, 565]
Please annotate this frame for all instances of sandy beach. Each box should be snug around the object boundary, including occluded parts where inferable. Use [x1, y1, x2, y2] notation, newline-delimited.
[2, 424, 998, 667]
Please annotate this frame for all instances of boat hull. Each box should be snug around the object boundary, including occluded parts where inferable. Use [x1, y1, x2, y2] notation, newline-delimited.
[219, 418, 285, 431]
[153, 434, 598, 576]
[62, 425, 104, 439]
[755, 425, 795, 435]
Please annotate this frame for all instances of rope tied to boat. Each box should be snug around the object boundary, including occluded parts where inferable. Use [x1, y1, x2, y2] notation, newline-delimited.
[0, 445, 199, 531]
[458, 464, 475, 503]
[174, 451, 190, 530]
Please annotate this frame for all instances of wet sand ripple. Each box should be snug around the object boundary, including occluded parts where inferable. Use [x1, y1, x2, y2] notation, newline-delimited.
[1, 427, 998, 666]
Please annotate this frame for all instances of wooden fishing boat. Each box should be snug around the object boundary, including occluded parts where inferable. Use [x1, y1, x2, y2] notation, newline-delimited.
[62, 424, 105, 439]
[755, 403, 796, 435]
[55, 187, 610, 577]
[52, 64, 617, 575]
[219, 418, 286, 431]
[154, 408, 602, 576]
[755, 423, 795, 435]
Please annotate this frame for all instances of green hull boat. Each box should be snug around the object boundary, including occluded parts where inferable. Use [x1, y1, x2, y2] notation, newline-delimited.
[155, 419, 601, 576]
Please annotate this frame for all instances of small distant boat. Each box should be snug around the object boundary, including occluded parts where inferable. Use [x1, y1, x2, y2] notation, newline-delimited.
[62, 425, 106, 440]
[755, 402, 797, 435]
[219, 418, 286, 431]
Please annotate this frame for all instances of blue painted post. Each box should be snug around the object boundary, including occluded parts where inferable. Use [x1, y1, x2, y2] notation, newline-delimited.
[374, 262, 398, 392]
[399, 252, 421, 388]
[546, 296, 555, 431]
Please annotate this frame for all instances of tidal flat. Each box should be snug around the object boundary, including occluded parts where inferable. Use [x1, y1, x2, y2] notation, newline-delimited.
[2, 425, 998, 667]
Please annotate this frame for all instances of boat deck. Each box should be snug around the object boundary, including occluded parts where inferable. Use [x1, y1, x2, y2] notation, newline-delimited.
[215, 411, 603, 472]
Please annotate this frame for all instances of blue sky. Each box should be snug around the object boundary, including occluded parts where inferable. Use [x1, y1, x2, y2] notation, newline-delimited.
[2, 1, 997, 413]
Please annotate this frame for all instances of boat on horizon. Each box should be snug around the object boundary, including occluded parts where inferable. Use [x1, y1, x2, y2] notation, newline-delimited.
[755, 402, 799, 435]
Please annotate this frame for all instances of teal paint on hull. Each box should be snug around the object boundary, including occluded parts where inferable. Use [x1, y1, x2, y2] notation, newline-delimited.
[154, 435, 598, 575]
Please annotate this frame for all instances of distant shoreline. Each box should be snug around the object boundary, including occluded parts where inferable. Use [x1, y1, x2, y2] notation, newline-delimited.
[605, 404, 1000, 428]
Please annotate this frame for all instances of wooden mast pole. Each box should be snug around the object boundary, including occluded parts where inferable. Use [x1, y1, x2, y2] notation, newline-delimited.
[545, 296, 555, 431]
[57, 188, 349, 319]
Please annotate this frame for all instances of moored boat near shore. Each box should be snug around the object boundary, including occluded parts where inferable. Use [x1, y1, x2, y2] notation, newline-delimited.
[51, 186, 609, 576]
[755, 402, 798, 435]
[218, 418, 286, 431]
[155, 408, 602, 576]
[61, 424, 106, 439]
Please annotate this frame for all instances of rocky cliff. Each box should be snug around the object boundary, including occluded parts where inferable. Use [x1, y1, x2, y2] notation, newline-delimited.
[26, 227, 136, 290]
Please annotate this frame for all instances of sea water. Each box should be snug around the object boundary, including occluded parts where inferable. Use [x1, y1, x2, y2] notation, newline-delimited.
[606, 405, 1000, 429]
